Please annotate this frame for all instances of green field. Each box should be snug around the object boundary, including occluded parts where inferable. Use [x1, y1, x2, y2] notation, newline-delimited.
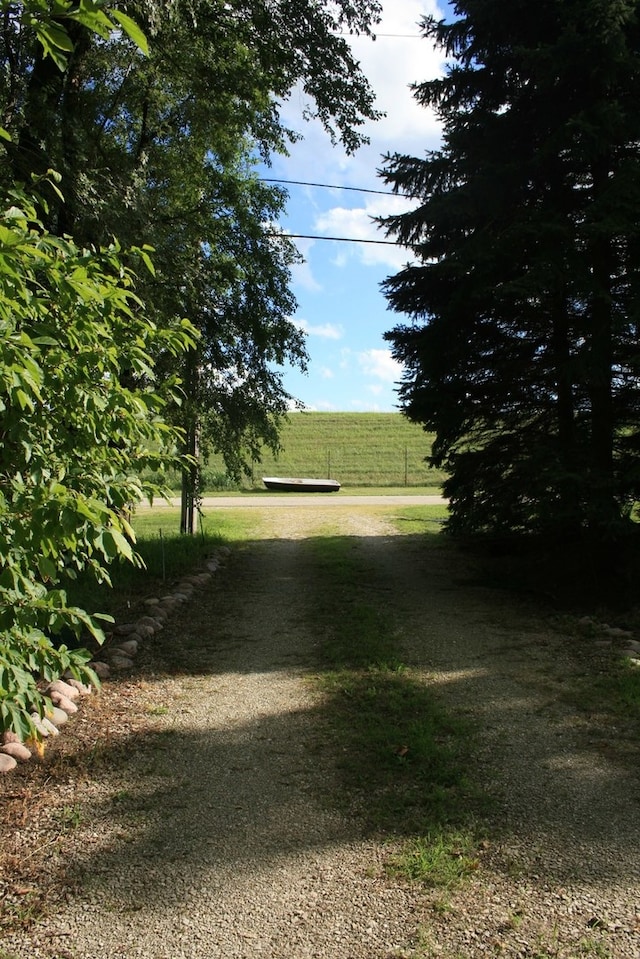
[204, 412, 443, 489]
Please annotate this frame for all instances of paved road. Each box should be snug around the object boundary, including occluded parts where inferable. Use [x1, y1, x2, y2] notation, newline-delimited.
[143, 494, 447, 509]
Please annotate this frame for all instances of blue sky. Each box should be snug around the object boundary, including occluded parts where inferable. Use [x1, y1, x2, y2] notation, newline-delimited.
[267, 0, 448, 412]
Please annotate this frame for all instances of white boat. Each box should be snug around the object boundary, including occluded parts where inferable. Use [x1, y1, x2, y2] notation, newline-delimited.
[262, 476, 341, 493]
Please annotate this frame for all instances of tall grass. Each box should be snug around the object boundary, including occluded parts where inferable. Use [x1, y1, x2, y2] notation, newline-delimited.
[63, 508, 253, 622]
[142, 412, 444, 490]
[246, 412, 443, 488]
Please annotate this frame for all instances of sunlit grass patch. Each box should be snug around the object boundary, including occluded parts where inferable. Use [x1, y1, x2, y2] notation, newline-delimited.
[387, 829, 479, 888]
[305, 529, 490, 883]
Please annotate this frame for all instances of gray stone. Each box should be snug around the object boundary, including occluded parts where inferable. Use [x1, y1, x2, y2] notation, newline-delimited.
[91, 661, 111, 680]
[41, 717, 60, 736]
[114, 622, 139, 636]
[47, 679, 81, 702]
[0, 753, 17, 773]
[110, 654, 134, 670]
[31, 714, 60, 737]
[30, 713, 50, 737]
[65, 678, 93, 697]
[2, 742, 31, 762]
[2, 730, 20, 745]
[604, 626, 633, 638]
[113, 639, 139, 656]
[49, 692, 78, 714]
[45, 705, 70, 726]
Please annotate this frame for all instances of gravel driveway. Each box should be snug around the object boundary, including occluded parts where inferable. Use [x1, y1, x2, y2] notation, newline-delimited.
[2, 502, 639, 958]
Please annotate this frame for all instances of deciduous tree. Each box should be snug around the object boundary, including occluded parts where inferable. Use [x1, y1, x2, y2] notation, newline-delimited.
[1, 0, 383, 531]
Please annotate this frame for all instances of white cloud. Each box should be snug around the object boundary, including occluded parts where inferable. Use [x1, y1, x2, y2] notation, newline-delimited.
[347, 0, 445, 149]
[294, 319, 344, 339]
[291, 259, 322, 292]
[287, 235, 322, 292]
[351, 398, 385, 411]
[339, 348, 353, 369]
[358, 348, 404, 382]
[320, 366, 335, 379]
[276, 0, 445, 189]
[315, 193, 418, 270]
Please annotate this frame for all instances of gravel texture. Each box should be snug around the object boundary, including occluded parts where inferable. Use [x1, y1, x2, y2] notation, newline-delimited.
[1, 500, 640, 958]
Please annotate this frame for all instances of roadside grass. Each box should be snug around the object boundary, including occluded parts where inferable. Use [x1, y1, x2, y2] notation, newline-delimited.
[568, 653, 640, 758]
[592, 659, 640, 720]
[63, 507, 253, 622]
[305, 520, 489, 888]
[480, 549, 640, 762]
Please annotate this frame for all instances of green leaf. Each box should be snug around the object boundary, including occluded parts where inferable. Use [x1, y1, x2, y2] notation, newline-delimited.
[37, 555, 58, 582]
[38, 22, 74, 53]
[110, 9, 148, 55]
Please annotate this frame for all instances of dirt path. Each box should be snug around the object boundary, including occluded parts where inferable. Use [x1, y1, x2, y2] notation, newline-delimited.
[2, 504, 640, 958]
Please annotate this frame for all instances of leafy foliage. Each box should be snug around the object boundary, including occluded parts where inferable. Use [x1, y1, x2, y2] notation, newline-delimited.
[0, 178, 195, 736]
[0, 0, 383, 495]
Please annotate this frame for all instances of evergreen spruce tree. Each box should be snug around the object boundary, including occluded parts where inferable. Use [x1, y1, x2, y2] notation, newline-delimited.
[381, 0, 640, 556]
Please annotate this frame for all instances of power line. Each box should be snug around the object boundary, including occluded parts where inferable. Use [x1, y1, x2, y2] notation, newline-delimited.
[261, 177, 411, 199]
[334, 31, 422, 38]
[270, 231, 407, 247]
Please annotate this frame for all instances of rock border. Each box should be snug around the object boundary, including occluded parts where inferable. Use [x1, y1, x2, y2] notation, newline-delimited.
[0, 547, 231, 775]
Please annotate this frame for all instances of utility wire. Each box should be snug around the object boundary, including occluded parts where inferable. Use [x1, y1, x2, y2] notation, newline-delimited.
[269, 231, 407, 247]
[261, 177, 411, 199]
[334, 31, 422, 38]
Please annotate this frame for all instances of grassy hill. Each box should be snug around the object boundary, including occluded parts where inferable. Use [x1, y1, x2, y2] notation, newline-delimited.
[205, 412, 444, 489]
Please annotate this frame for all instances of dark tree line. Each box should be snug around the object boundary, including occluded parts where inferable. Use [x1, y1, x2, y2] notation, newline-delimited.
[381, 0, 640, 569]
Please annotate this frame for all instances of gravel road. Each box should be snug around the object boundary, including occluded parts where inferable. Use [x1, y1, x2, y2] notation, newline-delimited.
[2, 502, 640, 959]
[143, 493, 447, 509]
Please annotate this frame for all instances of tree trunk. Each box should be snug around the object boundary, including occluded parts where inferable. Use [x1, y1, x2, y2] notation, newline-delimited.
[180, 419, 199, 535]
[587, 157, 617, 543]
[548, 274, 583, 537]
[180, 348, 200, 535]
